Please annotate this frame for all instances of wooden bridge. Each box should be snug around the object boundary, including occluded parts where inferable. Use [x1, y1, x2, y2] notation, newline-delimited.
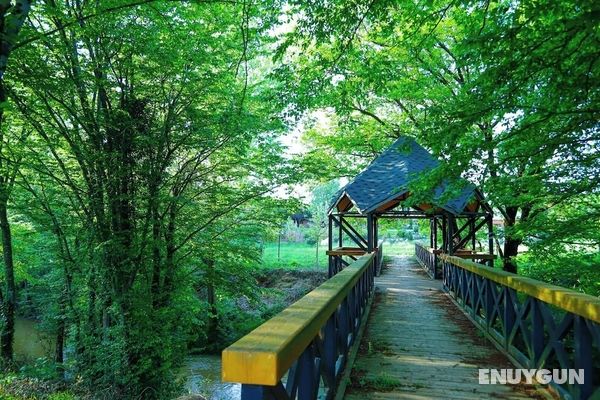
[222, 246, 600, 400]
[221, 138, 600, 399]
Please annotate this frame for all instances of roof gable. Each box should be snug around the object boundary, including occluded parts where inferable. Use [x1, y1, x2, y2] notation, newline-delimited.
[331, 137, 477, 215]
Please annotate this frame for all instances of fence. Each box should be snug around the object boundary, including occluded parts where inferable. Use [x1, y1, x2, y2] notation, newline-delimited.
[415, 243, 439, 278]
[222, 253, 376, 400]
[441, 254, 600, 399]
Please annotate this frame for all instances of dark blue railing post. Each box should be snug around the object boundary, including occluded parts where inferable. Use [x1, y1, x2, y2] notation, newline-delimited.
[322, 316, 337, 386]
[241, 383, 287, 400]
[484, 279, 494, 331]
[530, 299, 544, 367]
[297, 343, 318, 400]
[574, 316, 593, 399]
[502, 288, 516, 349]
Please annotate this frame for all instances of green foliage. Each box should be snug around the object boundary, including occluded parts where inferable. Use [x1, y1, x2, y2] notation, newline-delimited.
[518, 253, 600, 297]
[261, 242, 327, 269]
[0, 0, 298, 397]
[0, 0, 596, 398]
[277, 0, 599, 276]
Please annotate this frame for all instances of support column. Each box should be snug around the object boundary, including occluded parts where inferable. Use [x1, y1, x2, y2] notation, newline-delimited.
[338, 215, 343, 247]
[433, 218, 438, 249]
[429, 218, 434, 248]
[487, 213, 494, 267]
[470, 217, 476, 251]
[367, 213, 374, 252]
[328, 214, 333, 277]
[448, 215, 455, 255]
[373, 216, 379, 248]
[442, 216, 447, 253]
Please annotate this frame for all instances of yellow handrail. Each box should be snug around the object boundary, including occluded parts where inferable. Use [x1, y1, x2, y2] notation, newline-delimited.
[222, 253, 375, 386]
[441, 254, 600, 323]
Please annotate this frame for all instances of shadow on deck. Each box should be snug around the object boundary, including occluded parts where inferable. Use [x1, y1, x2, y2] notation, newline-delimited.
[345, 256, 547, 400]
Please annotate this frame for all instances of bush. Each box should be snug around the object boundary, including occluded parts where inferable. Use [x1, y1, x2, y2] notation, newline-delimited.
[518, 252, 600, 297]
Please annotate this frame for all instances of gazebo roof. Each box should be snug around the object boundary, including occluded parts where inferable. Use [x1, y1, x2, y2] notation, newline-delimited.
[330, 137, 480, 215]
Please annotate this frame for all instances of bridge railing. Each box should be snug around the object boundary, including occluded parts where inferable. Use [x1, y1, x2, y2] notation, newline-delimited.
[441, 254, 600, 400]
[327, 241, 383, 277]
[222, 253, 376, 400]
[415, 243, 439, 278]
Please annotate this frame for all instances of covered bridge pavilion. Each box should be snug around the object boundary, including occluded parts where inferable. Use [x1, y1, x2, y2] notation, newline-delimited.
[327, 136, 496, 277]
[222, 135, 600, 400]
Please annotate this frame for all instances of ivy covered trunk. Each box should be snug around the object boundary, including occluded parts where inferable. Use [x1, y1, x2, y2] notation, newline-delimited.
[0, 199, 15, 361]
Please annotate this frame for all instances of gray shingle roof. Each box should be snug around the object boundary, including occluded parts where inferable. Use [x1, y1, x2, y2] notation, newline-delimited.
[332, 137, 476, 215]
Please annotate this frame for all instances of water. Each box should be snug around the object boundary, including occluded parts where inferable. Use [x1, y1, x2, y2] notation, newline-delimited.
[179, 354, 240, 400]
[14, 318, 239, 400]
[14, 318, 55, 361]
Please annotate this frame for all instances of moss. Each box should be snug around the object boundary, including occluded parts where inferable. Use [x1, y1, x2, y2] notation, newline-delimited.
[350, 371, 421, 392]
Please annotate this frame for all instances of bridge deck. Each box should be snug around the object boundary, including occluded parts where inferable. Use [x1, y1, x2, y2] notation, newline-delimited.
[344, 256, 546, 400]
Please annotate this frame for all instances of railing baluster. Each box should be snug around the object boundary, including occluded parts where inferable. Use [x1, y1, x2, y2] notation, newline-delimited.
[320, 317, 337, 389]
[530, 299, 544, 367]
[297, 343, 317, 400]
[503, 287, 516, 349]
[574, 316, 593, 399]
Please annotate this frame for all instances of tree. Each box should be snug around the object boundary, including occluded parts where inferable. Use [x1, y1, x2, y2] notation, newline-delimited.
[307, 180, 340, 267]
[0, 0, 33, 363]
[276, 0, 599, 273]
[4, 0, 289, 396]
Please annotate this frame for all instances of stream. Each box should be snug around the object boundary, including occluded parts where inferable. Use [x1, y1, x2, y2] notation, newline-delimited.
[14, 318, 240, 400]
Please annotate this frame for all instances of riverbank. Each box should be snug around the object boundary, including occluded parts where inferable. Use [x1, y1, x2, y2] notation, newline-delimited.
[1, 268, 328, 400]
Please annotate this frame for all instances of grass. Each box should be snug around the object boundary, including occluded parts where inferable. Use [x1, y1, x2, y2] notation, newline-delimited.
[261, 242, 328, 269]
[260, 240, 418, 270]
[380, 241, 415, 256]
[351, 370, 421, 392]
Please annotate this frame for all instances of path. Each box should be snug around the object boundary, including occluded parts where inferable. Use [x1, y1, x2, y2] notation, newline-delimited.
[344, 256, 547, 400]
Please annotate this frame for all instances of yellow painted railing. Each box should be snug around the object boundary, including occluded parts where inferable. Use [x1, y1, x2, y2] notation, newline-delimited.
[440, 254, 600, 399]
[441, 254, 600, 323]
[222, 253, 375, 397]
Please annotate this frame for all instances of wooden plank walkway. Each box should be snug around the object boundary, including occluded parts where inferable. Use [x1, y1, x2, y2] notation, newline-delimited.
[344, 256, 547, 400]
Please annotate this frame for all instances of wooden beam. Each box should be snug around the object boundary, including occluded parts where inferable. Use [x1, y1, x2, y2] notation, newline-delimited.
[336, 194, 353, 212]
[326, 247, 367, 256]
[455, 218, 487, 250]
[340, 217, 367, 246]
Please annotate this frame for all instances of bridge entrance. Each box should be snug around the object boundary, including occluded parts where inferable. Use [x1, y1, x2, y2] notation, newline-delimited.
[221, 137, 600, 400]
[327, 136, 495, 279]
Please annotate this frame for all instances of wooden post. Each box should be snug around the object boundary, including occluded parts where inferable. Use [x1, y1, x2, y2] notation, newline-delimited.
[448, 215, 455, 255]
[487, 213, 494, 267]
[328, 215, 333, 252]
[442, 216, 447, 253]
[328, 215, 333, 277]
[338, 215, 343, 247]
[433, 217, 438, 250]
[429, 218, 434, 247]
[373, 216, 378, 248]
[367, 214, 374, 252]
[470, 218, 476, 251]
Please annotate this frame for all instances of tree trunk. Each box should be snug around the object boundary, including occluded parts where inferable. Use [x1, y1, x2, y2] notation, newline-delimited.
[315, 237, 319, 267]
[206, 283, 217, 340]
[503, 237, 520, 274]
[0, 201, 15, 361]
[55, 315, 65, 365]
[205, 259, 218, 345]
[502, 206, 520, 274]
